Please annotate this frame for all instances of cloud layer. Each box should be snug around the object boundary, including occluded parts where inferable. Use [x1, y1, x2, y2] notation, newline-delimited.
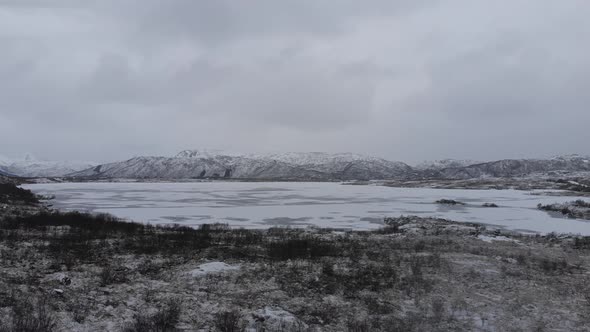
[1, 0, 589, 163]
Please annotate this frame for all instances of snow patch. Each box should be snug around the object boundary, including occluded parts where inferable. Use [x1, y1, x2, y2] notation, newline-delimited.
[176, 149, 243, 159]
[477, 235, 519, 243]
[188, 262, 240, 277]
[414, 159, 480, 170]
[255, 307, 299, 323]
[256, 151, 381, 165]
[249, 307, 307, 331]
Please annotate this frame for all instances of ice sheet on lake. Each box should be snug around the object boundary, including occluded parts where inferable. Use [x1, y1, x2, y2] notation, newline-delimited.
[24, 181, 590, 235]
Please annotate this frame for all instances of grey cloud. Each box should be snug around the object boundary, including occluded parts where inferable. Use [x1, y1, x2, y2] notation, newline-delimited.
[0, 1, 589, 163]
[190, 60, 378, 131]
[96, 1, 438, 44]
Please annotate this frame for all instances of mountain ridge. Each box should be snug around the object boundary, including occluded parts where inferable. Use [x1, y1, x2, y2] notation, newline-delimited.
[67, 150, 590, 181]
[69, 151, 414, 181]
[436, 156, 590, 179]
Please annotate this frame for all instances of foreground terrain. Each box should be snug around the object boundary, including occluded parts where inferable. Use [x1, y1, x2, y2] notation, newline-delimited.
[2, 180, 590, 331]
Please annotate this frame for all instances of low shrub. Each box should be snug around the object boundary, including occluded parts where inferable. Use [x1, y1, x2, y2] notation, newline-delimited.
[99, 263, 127, 286]
[573, 200, 590, 208]
[538, 258, 568, 273]
[267, 236, 339, 261]
[125, 298, 182, 332]
[214, 309, 243, 332]
[1, 211, 142, 234]
[0, 183, 38, 204]
[4, 296, 56, 332]
[346, 318, 371, 332]
[573, 237, 590, 249]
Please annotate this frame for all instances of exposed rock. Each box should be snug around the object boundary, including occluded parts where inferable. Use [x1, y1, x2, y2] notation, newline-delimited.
[435, 199, 466, 206]
[60, 276, 72, 286]
[538, 200, 590, 220]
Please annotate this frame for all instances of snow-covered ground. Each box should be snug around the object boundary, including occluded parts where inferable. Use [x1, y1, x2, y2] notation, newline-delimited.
[188, 262, 241, 277]
[24, 182, 590, 235]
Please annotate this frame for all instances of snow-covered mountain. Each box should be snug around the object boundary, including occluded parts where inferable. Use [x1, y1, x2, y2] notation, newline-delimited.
[414, 159, 480, 171]
[70, 150, 414, 180]
[436, 155, 590, 179]
[0, 154, 95, 177]
[10, 149, 589, 180]
[175, 149, 244, 159]
[254, 152, 376, 165]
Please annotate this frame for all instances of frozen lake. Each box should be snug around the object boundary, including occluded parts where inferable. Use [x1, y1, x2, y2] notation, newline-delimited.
[24, 181, 590, 235]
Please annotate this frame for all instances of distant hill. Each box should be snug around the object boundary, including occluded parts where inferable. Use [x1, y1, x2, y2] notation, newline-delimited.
[436, 155, 590, 179]
[0, 154, 95, 177]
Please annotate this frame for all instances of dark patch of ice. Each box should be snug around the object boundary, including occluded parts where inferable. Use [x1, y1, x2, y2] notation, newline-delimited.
[262, 217, 313, 226]
[360, 217, 384, 224]
[224, 217, 250, 222]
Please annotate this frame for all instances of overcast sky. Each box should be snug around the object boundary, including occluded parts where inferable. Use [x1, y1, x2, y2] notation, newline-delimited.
[1, 0, 589, 164]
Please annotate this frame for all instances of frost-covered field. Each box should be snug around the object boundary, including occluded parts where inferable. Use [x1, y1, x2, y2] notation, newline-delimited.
[25, 181, 590, 235]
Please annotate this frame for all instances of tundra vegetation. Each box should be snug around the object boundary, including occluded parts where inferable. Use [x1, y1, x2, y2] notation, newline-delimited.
[0, 184, 589, 331]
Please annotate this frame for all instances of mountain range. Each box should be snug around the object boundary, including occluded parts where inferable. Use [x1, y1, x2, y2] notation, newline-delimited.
[0, 154, 94, 178]
[2, 150, 590, 181]
[69, 150, 590, 181]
